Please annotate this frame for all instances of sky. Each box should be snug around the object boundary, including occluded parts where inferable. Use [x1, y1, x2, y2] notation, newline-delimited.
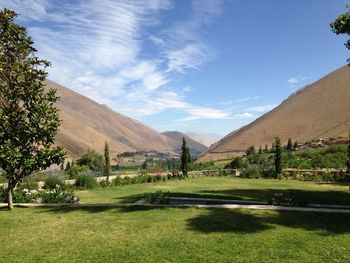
[1, 0, 349, 136]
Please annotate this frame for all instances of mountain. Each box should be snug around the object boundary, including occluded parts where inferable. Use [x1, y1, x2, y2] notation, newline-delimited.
[162, 131, 208, 156]
[48, 80, 175, 157]
[198, 65, 350, 162]
[186, 132, 222, 147]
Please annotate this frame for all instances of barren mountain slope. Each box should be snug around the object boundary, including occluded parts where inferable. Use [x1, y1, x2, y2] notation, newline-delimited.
[162, 131, 208, 155]
[47, 80, 175, 157]
[198, 65, 350, 162]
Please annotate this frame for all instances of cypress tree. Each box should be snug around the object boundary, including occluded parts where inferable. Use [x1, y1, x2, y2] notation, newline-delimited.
[181, 137, 190, 176]
[274, 137, 282, 177]
[104, 141, 110, 183]
[287, 138, 293, 151]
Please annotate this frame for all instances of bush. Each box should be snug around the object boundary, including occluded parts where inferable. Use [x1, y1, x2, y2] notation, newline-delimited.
[65, 164, 88, 179]
[0, 185, 79, 204]
[17, 180, 38, 190]
[75, 172, 97, 189]
[240, 164, 261, 178]
[143, 190, 169, 204]
[268, 192, 300, 207]
[44, 175, 66, 190]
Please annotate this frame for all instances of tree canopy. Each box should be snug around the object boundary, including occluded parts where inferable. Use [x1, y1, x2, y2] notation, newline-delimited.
[330, 5, 350, 63]
[0, 8, 65, 209]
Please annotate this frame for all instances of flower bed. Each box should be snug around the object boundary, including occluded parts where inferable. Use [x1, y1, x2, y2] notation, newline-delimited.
[0, 185, 79, 204]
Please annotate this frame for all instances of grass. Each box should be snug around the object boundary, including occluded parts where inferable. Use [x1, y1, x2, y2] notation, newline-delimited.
[77, 177, 350, 205]
[1, 205, 350, 262]
[2, 177, 350, 262]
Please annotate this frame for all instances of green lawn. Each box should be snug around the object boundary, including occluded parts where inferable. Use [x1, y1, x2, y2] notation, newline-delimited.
[1, 205, 350, 262]
[77, 177, 350, 205]
[2, 177, 350, 262]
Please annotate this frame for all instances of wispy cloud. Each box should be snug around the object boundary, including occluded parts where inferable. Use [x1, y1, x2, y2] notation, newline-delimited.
[247, 104, 277, 113]
[233, 112, 254, 119]
[287, 76, 306, 87]
[234, 96, 262, 103]
[152, 0, 223, 73]
[1, 0, 232, 123]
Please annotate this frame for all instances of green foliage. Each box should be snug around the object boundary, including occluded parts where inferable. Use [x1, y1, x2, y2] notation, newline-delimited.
[274, 137, 282, 176]
[330, 5, 350, 63]
[76, 149, 104, 172]
[65, 164, 88, 179]
[246, 146, 256, 156]
[143, 190, 169, 204]
[75, 172, 97, 189]
[224, 157, 244, 169]
[347, 134, 350, 173]
[0, 185, 79, 204]
[0, 8, 66, 208]
[287, 138, 293, 151]
[240, 164, 261, 178]
[181, 137, 191, 176]
[44, 175, 66, 190]
[104, 142, 110, 180]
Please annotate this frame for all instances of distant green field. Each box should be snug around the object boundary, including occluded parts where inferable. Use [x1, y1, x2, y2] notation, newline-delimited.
[76, 177, 350, 206]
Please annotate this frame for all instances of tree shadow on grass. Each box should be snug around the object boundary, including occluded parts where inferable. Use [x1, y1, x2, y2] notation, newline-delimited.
[198, 188, 350, 205]
[187, 208, 350, 235]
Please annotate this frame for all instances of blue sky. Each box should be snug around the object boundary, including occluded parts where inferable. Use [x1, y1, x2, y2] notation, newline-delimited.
[1, 0, 349, 136]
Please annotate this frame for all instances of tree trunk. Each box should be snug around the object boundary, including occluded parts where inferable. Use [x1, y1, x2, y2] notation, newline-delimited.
[7, 184, 14, 210]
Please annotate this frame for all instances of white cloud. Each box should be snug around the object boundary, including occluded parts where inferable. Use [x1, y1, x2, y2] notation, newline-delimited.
[233, 112, 254, 119]
[151, 0, 223, 73]
[246, 104, 277, 112]
[234, 96, 262, 103]
[1, 0, 231, 123]
[287, 76, 306, 86]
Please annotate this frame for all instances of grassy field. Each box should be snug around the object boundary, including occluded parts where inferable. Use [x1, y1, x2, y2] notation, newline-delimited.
[1, 205, 350, 262]
[77, 177, 350, 205]
[2, 177, 350, 262]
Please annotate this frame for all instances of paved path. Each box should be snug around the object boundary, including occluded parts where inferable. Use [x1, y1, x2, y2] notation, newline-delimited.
[1, 202, 350, 213]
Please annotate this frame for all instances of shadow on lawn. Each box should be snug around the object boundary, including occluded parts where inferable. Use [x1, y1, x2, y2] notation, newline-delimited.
[186, 208, 350, 235]
[195, 188, 350, 205]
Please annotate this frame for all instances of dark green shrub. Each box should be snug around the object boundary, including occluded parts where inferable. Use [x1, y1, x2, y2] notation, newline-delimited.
[44, 175, 66, 190]
[75, 173, 97, 189]
[143, 190, 169, 204]
[18, 180, 38, 190]
[241, 164, 260, 178]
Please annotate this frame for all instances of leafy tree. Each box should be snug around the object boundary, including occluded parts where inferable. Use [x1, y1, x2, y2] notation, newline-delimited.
[258, 145, 262, 154]
[287, 138, 293, 151]
[141, 160, 148, 170]
[104, 141, 111, 183]
[76, 149, 104, 172]
[0, 9, 65, 209]
[264, 144, 268, 153]
[181, 137, 191, 176]
[330, 5, 350, 64]
[246, 146, 256, 156]
[293, 141, 298, 150]
[225, 157, 243, 169]
[274, 137, 282, 177]
[65, 161, 71, 171]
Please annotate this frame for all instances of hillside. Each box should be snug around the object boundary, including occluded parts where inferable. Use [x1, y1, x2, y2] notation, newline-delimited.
[162, 131, 208, 156]
[47, 80, 175, 157]
[198, 65, 350, 162]
[186, 132, 222, 147]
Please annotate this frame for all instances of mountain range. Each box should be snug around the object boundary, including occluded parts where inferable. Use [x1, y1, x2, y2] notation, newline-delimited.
[198, 65, 350, 162]
[49, 80, 207, 157]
